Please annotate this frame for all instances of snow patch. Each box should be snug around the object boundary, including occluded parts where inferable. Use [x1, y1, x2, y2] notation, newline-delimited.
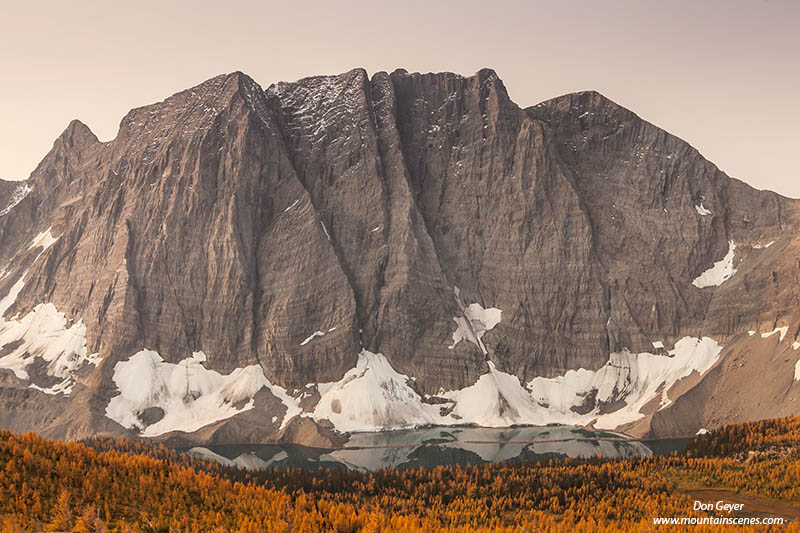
[448, 289, 502, 354]
[651, 341, 664, 349]
[761, 326, 788, 342]
[696, 428, 710, 435]
[28, 228, 59, 252]
[0, 276, 25, 318]
[300, 327, 335, 345]
[442, 361, 540, 427]
[320, 221, 331, 240]
[692, 241, 737, 288]
[300, 330, 326, 346]
[695, 203, 712, 216]
[0, 302, 97, 392]
[283, 199, 299, 213]
[748, 331, 756, 336]
[527, 336, 724, 429]
[310, 338, 723, 433]
[312, 349, 441, 432]
[0, 183, 32, 217]
[105, 350, 301, 436]
[753, 241, 775, 249]
[795, 360, 800, 381]
[793, 341, 800, 351]
[0, 271, 99, 395]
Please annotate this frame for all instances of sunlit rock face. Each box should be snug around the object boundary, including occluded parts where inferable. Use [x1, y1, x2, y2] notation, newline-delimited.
[1, 69, 799, 444]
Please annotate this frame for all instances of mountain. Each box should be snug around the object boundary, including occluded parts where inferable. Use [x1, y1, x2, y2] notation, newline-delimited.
[0, 180, 15, 200]
[0, 179, 28, 217]
[0, 68, 798, 445]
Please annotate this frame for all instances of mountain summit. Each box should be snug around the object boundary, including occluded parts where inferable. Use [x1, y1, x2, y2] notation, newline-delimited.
[0, 69, 797, 445]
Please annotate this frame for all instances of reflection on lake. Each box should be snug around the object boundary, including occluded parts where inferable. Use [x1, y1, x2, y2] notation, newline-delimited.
[185, 426, 688, 472]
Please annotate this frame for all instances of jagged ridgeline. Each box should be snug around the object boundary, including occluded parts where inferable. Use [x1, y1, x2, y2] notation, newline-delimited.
[0, 68, 798, 445]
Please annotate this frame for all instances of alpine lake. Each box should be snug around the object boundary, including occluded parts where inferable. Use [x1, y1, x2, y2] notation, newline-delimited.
[181, 425, 690, 472]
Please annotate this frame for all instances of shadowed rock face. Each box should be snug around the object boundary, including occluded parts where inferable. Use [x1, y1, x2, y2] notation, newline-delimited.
[0, 69, 798, 444]
[0, 180, 16, 201]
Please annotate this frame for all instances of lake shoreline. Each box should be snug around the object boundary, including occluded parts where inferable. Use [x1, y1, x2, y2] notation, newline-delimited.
[180, 426, 691, 471]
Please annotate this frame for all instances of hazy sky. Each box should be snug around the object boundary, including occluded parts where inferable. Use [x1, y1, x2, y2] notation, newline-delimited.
[1, 0, 798, 196]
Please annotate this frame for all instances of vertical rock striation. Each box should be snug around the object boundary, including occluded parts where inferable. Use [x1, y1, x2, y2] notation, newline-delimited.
[0, 69, 798, 442]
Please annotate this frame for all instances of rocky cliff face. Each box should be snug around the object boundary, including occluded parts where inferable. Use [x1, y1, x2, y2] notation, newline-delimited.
[1, 68, 798, 444]
[0, 180, 16, 201]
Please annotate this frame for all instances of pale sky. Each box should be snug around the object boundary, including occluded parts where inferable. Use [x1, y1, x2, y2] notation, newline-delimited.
[1, 0, 798, 196]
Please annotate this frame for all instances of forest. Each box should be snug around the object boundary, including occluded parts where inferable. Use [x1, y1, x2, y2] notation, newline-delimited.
[0, 416, 798, 532]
